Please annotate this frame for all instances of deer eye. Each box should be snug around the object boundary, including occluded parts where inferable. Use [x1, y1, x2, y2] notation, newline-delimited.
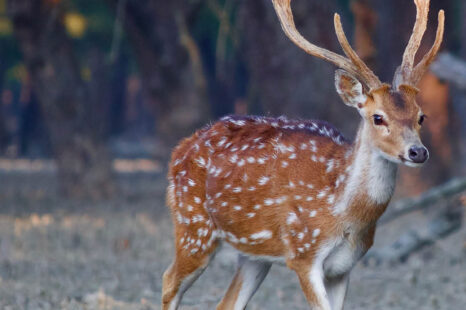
[418, 114, 426, 125]
[373, 114, 384, 126]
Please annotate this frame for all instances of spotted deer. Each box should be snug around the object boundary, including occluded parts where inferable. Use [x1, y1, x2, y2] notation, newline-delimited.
[162, 0, 444, 309]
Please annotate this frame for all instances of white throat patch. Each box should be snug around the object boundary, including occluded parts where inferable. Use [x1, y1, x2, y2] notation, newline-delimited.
[332, 125, 397, 215]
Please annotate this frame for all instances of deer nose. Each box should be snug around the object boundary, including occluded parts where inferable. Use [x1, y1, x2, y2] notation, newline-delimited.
[408, 145, 429, 163]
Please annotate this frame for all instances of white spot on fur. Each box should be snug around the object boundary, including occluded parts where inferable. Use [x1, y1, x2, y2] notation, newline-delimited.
[258, 176, 270, 185]
[326, 159, 334, 173]
[194, 157, 206, 167]
[250, 230, 273, 240]
[275, 196, 287, 204]
[287, 212, 298, 225]
[230, 119, 245, 126]
[317, 190, 327, 199]
[230, 154, 238, 164]
[217, 137, 227, 147]
[192, 215, 205, 223]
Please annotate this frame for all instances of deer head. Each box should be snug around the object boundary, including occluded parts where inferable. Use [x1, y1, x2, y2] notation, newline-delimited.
[272, 0, 444, 167]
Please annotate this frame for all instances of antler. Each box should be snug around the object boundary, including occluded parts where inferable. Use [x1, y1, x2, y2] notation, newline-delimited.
[272, 0, 382, 90]
[410, 10, 445, 85]
[394, 0, 445, 88]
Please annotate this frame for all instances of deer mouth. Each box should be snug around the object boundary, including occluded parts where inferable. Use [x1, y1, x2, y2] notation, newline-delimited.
[399, 154, 424, 167]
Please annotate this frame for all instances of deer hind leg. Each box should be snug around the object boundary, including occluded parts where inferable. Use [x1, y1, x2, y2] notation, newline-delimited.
[162, 220, 219, 309]
[162, 238, 219, 310]
[216, 255, 271, 310]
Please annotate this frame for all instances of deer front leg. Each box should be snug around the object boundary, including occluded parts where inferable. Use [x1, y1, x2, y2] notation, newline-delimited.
[293, 263, 332, 310]
[325, 274, 349, 310]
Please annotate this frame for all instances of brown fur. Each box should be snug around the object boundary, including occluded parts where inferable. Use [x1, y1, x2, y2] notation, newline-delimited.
[161, 114, 389, 309]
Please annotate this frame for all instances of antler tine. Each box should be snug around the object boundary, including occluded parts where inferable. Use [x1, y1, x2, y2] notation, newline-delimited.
[410, 10, 445, 85]
[397, 0, 430, 85]
[272, 0, 369, 86]
[333, 13, 382, 90]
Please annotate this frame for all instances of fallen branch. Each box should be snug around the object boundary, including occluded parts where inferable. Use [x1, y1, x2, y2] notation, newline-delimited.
[364, 202, 462, 266]
[380, 177, 466, 224]
[430, 53, 466, 90]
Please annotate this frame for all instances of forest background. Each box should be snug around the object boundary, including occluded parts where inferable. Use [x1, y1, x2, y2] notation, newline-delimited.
[0, 0, 465, 309]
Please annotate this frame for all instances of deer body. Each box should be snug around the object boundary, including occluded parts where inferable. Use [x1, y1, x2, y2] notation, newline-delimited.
[162, 0, 444, 309]
[163, 116, 395, 309]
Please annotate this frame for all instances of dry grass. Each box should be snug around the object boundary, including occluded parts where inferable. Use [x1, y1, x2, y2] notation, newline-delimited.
[0, 171, 465, 309]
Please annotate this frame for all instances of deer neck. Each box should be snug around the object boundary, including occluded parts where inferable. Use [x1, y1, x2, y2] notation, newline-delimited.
[334, 122, 398, 218]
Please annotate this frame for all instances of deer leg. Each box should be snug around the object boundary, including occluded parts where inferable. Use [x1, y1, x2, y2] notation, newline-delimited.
[162, 229, 219, 310]
[216, 255, 271, 310]
[293, 264, 332, 310]
[162, 263, 203, 310]
[325, 274, 349, 310]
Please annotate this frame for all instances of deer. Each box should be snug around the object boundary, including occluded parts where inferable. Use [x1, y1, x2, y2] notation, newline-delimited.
[161, 0, 444, 309]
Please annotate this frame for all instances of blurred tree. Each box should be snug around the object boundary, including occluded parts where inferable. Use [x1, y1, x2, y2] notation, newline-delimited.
[8, 0, 116, 198]
[351, 0, 377, 69]
[456, 0, 466, 172]
[0, 61, 8, 153]
[237, 0, 359, 137]
[107, 0, 211, 154]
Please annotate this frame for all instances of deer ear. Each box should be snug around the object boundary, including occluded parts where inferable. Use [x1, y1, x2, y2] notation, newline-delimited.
[335, 69, 367, 108]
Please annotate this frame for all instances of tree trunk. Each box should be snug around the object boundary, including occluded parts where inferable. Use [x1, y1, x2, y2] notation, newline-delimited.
[0, 60, 8, 153]
[107, 0, 211, 154]
[8, 0, 116, 199]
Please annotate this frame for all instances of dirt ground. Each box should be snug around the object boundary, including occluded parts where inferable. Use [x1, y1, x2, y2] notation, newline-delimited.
[0, 171, 465, 310]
